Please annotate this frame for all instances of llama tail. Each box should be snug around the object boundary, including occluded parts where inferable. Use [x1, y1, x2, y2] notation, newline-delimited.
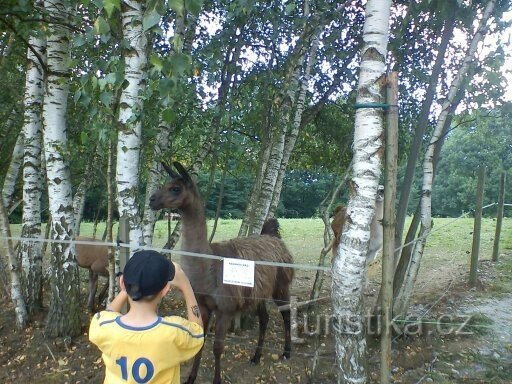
[261, 218, 281, 238]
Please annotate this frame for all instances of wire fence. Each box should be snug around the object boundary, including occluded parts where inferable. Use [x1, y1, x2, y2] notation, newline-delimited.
[0, 202, 510, 368]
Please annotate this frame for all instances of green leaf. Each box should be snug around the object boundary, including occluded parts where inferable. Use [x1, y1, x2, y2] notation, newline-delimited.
[72, 35, 86, 48]
[94, 16, 111, 35]
[162, 108, 176, 123]
[102, 0, 120, 17]
[74, 90, 82, 104]
[169, 0, 185, 16]
[169, 52, 192, 76]
[143, 9, 161, 31]
[100, 91, 113, 107]
[159, 78, 175, 96]
[185, 0, 203, 16]
[150, 54, 164, 72]
[105, 72, 117, 84]
[98, 77, 107, 91]
[80, 132, 89, 145]
[285, 2, 296, 15]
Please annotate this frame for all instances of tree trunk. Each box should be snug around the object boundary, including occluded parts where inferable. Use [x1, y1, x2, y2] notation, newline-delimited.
[491, 171, 505, 262]
[393, 0, 496, 317]
[392, 94, 462, 304]
[268, 32, 321, 218]
[2, 132, 24, 211]
[331, 1, 391, 382]
[0, 198, 28, 330]
[116, 0, 148, 249]
[20, 33, 46, 315]
[142, 123, 171, 246]
[246, 23, 314, 235]
[106, 139, 116, 302]
[393, 18, 455, 263]
[42, 0, 81, 338]
[209, 164, 227, 243]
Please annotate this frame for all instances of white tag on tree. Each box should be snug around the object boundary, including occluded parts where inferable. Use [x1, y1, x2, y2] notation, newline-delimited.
[223, 258, 255, 287]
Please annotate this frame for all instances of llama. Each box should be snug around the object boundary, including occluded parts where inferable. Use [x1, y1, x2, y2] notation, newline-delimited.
[331, 185, 384, 264]
[149, 161, 294, 384]
[76, 237, 110, 312]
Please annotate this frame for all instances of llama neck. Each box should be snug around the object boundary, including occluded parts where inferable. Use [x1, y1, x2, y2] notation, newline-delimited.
[179, 200, 213, 283]
[180, 202, 211, 253]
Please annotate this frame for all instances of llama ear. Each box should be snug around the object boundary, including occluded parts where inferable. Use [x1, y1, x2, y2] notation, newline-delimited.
[173, 161, 191, 182]
[161, 162, 179, 179]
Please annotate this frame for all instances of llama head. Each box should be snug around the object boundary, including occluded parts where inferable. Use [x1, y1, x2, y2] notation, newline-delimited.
[149, 161, 198, 211]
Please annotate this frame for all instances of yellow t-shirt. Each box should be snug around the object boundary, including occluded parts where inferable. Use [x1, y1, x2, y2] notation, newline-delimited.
[89, 311, 204, 384]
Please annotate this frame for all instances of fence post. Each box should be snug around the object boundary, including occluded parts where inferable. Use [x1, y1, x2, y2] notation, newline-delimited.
[469, 166, 486, 286]
[381, 71, 398, 384]
[118, 215, 130, 313]
[492, 171, 506, 262]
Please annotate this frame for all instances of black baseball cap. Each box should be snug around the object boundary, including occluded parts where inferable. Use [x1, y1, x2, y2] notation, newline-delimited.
[123, 250, 175, 301]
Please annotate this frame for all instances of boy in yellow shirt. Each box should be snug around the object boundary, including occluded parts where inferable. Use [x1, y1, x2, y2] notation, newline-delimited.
[89, 250, 204, 384]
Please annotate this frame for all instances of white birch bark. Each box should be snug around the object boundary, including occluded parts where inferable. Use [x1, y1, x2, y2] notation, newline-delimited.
[0, 105, 18, 160]
[142, 9, 189, 245]
[238, 137, 270, 236]
[0, 198, 28, 330]
[2, 131, 24, 210]
[42, 0, 81, 337]
[269, 32, 320, 217]
[393, 0, 496, 317]
[116, 0, 147, 249]
[247, 38, 309, 235]
[331, 1, 391, 382]
[142, 124, 171, 245]
[20, 34, 46, 315]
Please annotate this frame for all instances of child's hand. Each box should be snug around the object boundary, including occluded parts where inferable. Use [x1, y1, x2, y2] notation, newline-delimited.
[170, 262, 191, 291]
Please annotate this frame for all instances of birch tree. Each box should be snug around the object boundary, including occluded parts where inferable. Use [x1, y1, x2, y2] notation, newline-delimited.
[1, 131, 23, 210]
[116, 0, 147, 248]
[268, 32, 321, 217]
[331, 1, 391, 382]
[42, 0, 81, 338]
[393, 0, 498, 317]
[243, 2, 319, 236]
[20, 31, 46, 315]
[0, 198, 27, 330]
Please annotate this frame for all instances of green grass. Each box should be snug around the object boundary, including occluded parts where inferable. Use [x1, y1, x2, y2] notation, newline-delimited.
[8, 216, 511, 269]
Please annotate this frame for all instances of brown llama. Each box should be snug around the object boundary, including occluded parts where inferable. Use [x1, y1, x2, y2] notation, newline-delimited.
[76, 237, 110, 312]
[331, 185, 384, 263]
[149, 161, 294, 384]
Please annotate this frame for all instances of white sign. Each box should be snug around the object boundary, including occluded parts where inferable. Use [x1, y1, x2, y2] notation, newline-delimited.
[223, 258, 255, 287]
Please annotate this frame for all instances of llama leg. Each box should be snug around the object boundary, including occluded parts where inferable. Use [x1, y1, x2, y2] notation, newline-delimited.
[212, 312, 231, 384]
[87, 271, 98, 313]
[250, 303, 269, 364]
[274, 291, 292, 359]
[186, 307, 210, 384]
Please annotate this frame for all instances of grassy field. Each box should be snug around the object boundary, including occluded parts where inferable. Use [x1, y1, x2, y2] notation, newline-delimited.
[75, 216, 512, 264]
[8, 216, 511, 271]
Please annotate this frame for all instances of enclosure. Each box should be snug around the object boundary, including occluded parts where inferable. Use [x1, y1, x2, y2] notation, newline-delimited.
[1, 0, 512, 383]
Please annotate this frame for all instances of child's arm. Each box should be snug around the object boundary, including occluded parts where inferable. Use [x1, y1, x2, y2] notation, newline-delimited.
[106, 290, 129, 313]
[170, 263, 203, 327]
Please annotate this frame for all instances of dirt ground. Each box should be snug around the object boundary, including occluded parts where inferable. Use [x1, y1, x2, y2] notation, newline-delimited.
[1, 253, 511, 384]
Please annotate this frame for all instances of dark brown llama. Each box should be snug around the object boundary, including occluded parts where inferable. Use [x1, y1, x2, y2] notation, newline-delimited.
[149, 161, 294, 384]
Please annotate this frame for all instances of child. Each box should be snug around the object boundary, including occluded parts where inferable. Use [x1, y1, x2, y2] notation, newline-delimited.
[89, 250, 204, 384]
